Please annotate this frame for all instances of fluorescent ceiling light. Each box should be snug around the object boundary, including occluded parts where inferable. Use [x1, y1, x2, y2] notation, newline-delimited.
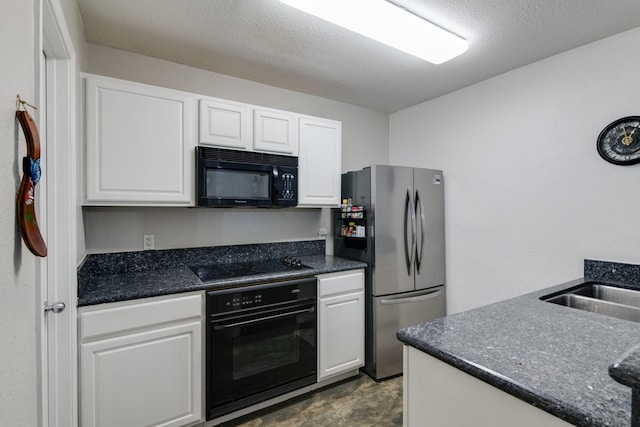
[279, 0, 468, 64]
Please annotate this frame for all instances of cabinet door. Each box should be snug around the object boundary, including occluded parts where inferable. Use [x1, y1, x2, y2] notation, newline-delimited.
[84, 75, 195, 205]
[199, 97, 252, 149]
[79, 293, 203, 427]
[253, 108, 296, 154]
[318, 291, 364, 380]
[80, 322, 202, 427]
[317, 270, 364, 380]
[298, 116, 342, 207]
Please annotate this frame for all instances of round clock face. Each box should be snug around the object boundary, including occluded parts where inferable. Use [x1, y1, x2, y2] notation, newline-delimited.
[597, 116, 640, 165]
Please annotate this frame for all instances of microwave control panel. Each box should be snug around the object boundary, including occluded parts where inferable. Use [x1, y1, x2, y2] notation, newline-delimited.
[280, 173, 296, 199]
[274, 165, 298, 205]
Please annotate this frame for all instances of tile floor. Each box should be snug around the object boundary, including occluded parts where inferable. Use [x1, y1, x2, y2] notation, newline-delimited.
[219, 373, 403, 427]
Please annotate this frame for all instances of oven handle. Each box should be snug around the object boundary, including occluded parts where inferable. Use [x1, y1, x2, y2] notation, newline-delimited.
[212, 306, 315, 330]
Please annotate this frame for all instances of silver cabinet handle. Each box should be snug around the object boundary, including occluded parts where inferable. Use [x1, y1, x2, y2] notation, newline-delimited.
[44, 301, 66, 314]
[380, 290, 443, 305]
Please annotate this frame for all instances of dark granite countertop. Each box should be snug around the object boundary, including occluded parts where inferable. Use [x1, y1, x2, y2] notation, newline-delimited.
[610, 344, 640, 390]
[77, 241, 366, 307]
[397, 259, 640, 426]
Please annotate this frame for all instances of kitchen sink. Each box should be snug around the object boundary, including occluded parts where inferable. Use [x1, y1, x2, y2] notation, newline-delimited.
[570, 283, 640, 308]
[541, 283, 640, 323]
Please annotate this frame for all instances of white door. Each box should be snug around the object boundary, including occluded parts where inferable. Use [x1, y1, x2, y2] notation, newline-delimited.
[40, 1, 77, 426]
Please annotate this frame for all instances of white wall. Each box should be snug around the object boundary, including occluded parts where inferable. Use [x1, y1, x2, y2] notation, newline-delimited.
[1, 0, 83, 425]
[81, 44, 389, 254]
[0, 3, 38, 424]
[390, 27, 640, 314]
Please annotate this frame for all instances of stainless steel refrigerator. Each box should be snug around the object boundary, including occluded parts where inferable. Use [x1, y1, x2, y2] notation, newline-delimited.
[335, 165, 446, 380]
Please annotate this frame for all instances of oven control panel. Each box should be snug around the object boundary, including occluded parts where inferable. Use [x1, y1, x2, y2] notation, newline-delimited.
[228, 294, 263, 309]
[208, 277, 317, 316]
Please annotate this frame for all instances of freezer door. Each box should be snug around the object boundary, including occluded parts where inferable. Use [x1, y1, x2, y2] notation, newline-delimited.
[413, 168, 445, 290]
[369, 286, 445, 380]
[370, 165, 415, 296]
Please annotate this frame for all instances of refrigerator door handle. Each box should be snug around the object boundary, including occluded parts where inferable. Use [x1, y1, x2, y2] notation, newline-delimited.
[414, 190, 425, 273]
[380, 289, 443, 305]
[411, 189, 417, 269]
[403, 189, 416, 274]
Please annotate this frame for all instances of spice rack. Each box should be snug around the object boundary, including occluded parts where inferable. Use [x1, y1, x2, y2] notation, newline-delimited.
[337, 200, 367, 250]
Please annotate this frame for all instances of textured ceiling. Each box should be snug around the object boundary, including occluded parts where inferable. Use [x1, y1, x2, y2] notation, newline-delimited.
[76, 0, 640, 113]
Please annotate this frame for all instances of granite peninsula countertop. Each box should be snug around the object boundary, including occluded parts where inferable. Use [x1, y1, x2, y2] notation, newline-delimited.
[78, 240, 366, 307]
[397, 260, 640, 427]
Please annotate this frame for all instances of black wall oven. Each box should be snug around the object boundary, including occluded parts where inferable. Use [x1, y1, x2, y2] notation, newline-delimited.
[206, 277, 317, 420]
[196, 147, 298, 208]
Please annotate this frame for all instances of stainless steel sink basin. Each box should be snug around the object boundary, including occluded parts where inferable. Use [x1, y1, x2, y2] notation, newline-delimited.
[570, 284, 640, 308]
[542, 283, 640, 323]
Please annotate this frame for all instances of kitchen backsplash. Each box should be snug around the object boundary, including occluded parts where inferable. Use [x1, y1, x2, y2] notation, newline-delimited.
[78, 240, 325, 278]
[584, 259, 640, 286]
[82, 206, 329, 255]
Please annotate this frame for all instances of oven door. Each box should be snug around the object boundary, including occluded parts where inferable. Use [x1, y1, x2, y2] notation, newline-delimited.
[207, 297, 317, 419]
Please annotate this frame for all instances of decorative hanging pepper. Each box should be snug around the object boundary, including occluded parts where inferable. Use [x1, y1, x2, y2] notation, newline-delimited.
[16, 95, 47, 257]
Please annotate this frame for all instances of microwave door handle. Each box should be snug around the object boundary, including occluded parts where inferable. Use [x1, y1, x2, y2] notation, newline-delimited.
[272, 166, 279, 201]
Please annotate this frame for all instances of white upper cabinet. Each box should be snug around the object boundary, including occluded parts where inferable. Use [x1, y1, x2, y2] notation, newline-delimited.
[297, 116, 342, 207]
[253, 108, 297, 155]
[199, 97, 252, 150]
[83, 74, 342, 206]
[199, 101, 297, 155]
[84, 74, 195, 205]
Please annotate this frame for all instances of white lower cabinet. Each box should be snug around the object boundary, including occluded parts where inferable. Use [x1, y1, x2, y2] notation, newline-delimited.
[317, 269, 365, 380]
[403, 345, 573, 427]
[79, 292, 203, 427]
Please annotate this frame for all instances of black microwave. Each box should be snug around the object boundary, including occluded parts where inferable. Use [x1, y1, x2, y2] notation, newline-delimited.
[196, 147, 298, 208]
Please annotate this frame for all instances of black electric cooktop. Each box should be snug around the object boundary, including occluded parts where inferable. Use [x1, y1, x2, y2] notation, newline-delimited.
[190, 257, 311, 282]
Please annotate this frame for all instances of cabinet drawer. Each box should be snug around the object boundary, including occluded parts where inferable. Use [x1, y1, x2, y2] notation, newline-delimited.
[317, 269, 364, 297]
[79, 293, 203, 341]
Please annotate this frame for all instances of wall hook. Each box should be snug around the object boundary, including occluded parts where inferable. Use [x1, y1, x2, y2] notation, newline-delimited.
[16, 94, 38, 111]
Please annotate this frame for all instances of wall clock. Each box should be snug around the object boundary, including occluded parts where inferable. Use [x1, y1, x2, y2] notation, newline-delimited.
[597, 116, 640, 165]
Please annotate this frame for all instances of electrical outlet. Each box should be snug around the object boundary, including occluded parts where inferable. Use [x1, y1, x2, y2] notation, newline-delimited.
[143, 234, 155, 250]
[318, 227, 328, 239]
